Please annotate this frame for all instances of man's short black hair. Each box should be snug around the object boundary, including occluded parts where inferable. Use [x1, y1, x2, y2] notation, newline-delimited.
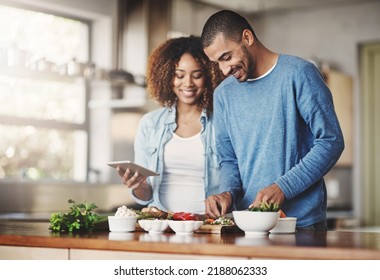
[201, 10, 255, 49]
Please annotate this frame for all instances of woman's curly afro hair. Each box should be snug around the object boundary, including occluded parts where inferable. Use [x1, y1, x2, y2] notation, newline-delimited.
[146, 36, 223, 113]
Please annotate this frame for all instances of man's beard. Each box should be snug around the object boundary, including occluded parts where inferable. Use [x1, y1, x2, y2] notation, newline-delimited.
[241, 44, 255, 81]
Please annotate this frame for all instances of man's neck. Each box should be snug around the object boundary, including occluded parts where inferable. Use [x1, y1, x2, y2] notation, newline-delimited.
[252, 44, 279, 78]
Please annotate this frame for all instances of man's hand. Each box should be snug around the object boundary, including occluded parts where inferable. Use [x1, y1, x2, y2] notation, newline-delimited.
[250, 183, 285, 208]
[205, 192, 232, 218]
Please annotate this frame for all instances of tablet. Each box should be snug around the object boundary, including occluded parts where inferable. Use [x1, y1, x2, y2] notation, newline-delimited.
[107, 160, 159, 177]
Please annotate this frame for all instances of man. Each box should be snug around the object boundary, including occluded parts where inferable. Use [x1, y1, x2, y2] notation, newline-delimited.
[201, 10, 344, 230]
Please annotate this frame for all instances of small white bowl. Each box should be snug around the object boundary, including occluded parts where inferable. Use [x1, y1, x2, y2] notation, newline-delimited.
[138, 219, 169, 234]
[232, 210, 279, 236]
[108, 216, 137, 232]
[270, 217, 297, 234]
[167, 220, 203, 235]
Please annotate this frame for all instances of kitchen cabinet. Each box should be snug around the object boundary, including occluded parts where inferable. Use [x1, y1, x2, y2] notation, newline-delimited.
[0, 245, 68, 260]
[70, 249, 245, 260]
[0, 246, 243, 260]
[323, 70, 353, 166]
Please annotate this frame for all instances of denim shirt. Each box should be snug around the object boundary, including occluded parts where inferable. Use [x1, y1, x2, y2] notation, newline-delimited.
[130, 105, 220, 211]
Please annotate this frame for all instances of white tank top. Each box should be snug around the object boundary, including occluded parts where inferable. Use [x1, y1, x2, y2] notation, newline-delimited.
[159, 132, 205, 214]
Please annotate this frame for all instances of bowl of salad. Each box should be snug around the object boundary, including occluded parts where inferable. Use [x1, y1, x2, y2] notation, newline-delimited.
[233, 202, 280, 236]
[167, 212, 203, 235]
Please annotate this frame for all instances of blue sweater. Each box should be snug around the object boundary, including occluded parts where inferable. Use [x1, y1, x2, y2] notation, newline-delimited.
[214, 54, 344, 227]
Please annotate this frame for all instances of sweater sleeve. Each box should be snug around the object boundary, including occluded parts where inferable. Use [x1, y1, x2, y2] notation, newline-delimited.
[213, 88, 243, 202]
[275, 64, 345, 199]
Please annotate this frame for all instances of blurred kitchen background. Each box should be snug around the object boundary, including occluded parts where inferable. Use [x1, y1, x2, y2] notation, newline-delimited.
[0, 0, 379, 229]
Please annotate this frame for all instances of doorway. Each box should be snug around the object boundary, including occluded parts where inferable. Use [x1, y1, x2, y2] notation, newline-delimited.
[360, 42, 380, 226]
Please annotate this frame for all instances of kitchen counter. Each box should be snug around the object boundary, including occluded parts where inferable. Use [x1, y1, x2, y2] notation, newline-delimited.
[1, 221, 380, 260]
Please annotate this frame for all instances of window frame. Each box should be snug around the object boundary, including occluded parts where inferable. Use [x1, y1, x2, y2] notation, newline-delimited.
[0, 2, 92, 182]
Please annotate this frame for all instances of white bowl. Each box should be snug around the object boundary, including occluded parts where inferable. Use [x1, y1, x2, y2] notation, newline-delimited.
[232, 210, 279, 236]
[138, 219, 169, 234]
[167, 220, 203, 235]
[270, 217, 297, 234]
[108, 216, 137, 232]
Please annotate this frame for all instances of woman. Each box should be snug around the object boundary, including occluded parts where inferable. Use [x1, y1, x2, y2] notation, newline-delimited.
[116, 36, 223, 214]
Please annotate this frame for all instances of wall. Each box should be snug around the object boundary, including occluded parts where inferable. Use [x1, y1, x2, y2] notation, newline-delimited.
[171, 0, 220, 36]
[0, 181, 136, 214]
[252, 1, 380, 77]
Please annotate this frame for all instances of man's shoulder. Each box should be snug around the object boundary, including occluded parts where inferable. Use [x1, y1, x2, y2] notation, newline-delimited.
[279, 54, 317, 71]
[215, 76, 239, 93]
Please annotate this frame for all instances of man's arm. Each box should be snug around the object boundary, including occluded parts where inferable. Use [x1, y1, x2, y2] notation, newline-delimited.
[206, 87, 242, 217]
[275, 64, 344, 200]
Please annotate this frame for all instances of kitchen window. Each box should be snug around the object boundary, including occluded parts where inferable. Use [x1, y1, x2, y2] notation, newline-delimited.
[0, 4, 90, 182]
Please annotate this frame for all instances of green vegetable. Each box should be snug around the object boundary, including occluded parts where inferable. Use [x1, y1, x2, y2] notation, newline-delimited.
[134, 210, 155, 220]
[248, 202, 280, 212]
[209, 216, 235, 226]
[49, 199, 100, 233]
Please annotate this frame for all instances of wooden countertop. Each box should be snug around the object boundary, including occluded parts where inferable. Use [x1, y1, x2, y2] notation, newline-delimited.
[1, 221, 380, 259]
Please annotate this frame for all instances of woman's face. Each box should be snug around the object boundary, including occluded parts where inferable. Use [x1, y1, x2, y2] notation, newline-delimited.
[172, 53, 205, 107]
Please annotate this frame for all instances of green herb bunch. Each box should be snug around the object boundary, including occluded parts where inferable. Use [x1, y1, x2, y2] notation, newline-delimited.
[49, 199, 100, 233]
[248, 202, 280, 212]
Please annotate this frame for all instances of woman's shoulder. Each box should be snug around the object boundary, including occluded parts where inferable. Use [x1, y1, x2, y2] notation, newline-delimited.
[140, 106, 173, 126]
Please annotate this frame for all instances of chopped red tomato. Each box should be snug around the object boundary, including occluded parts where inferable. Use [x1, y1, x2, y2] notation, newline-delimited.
[278, 209, 287, 218]
[204, 218, 215, 224]
[172, 212, 197, 221]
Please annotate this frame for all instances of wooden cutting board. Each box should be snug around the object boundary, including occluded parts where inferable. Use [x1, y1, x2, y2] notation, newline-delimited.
[195, 224, 242, 234]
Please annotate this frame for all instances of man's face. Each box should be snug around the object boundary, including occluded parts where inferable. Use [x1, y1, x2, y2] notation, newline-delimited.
[204, 33, 254, 82]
